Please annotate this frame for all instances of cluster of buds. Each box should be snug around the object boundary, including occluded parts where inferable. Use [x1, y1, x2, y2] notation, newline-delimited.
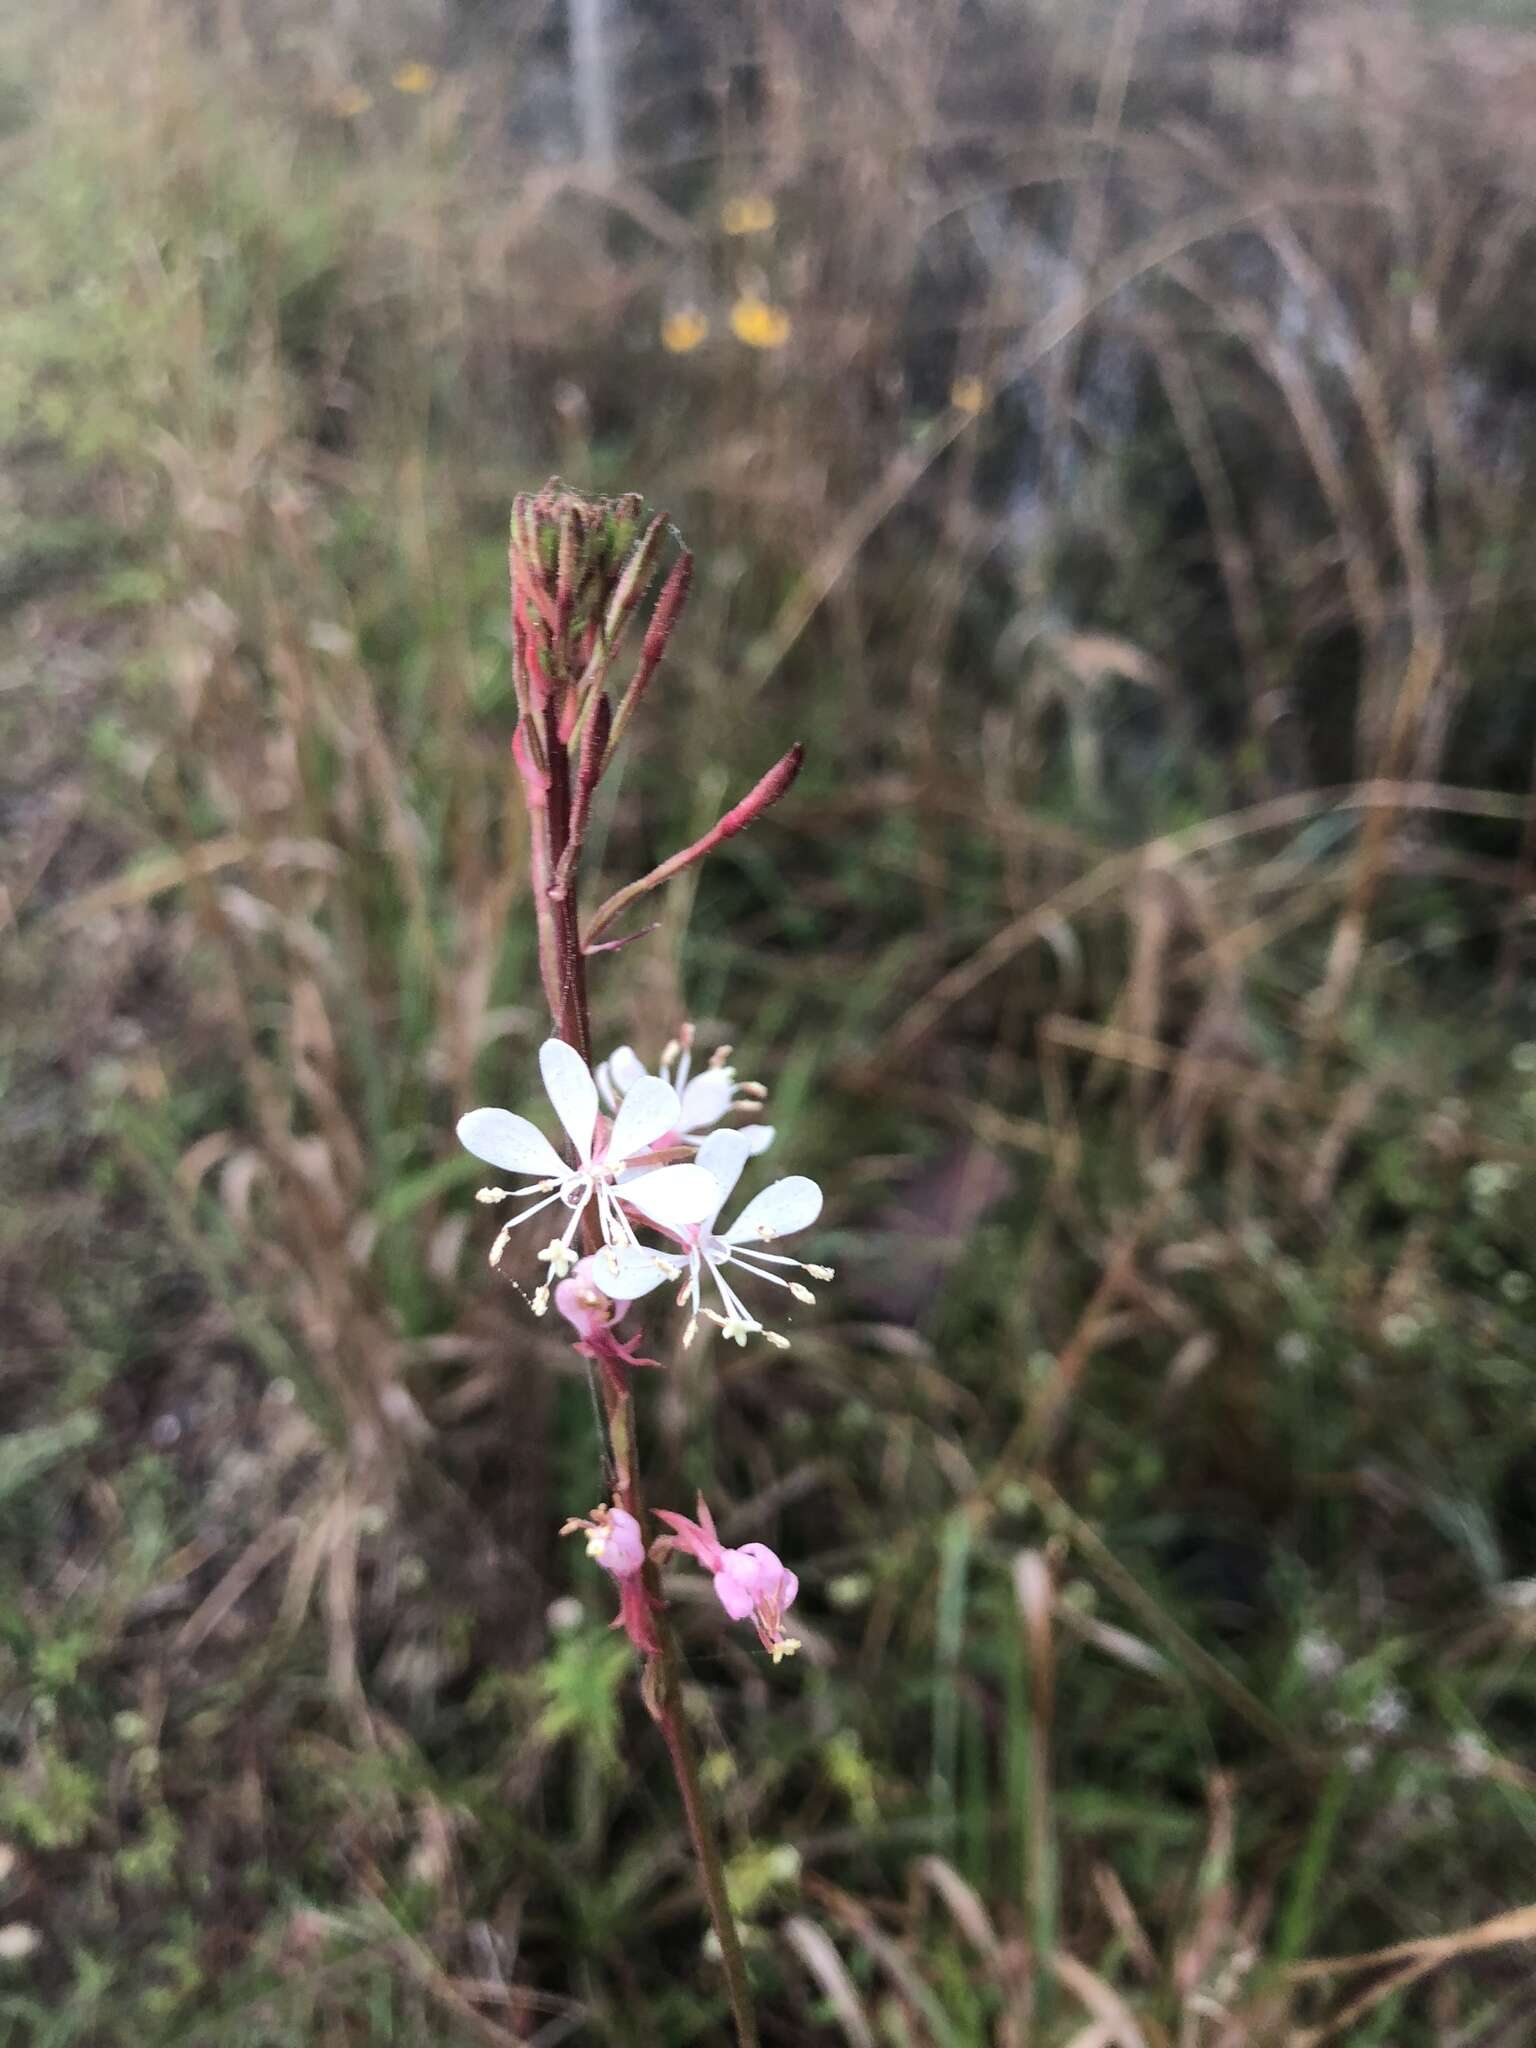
[505, 480, 802, 1034]
[466, 484, 817, 1671]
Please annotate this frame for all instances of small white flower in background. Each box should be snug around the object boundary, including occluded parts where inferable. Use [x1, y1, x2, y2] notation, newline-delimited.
[1451, 1730, 1491, 1778]
[1365, 1685, 1408, 1735]
[1381, 1311, 1422, 1349]
[458, 1039, 719, 1313]
[546, 1594, 586, 1635]
[0, 1925, 39, 1964]
[591, 1128, 831, 1348]
[596, 1023, 773, 1156]
[1296, 1630, 1344, 1682]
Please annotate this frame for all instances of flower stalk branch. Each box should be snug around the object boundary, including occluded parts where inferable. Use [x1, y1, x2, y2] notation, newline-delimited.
[584, 741, 804, 950]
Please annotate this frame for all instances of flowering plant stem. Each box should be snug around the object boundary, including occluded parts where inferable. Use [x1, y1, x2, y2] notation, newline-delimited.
[546, 804, 760, 2048]
[507, 485, 762, 2047]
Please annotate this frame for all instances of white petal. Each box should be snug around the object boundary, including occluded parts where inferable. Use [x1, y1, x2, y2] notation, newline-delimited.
[677, 1068, 735, 1132]
[723, 1175, 823, 1245]
[594, 1061, 616, 1112]
[606, 1076, 682, 1164]
[607, 1044, 647, 1095]
[741, 1123, 775, 1157]
[539, 1039, 599, 1161]
[590, 1245, 677, 1300]
[456, 1108, 566, 1180]
[694, 1128, 753, 1212]
[622, 1163, 721, 1231]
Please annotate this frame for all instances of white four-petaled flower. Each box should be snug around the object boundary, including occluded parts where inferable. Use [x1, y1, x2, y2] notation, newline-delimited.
[588, 1128, 830, 1348]
[457, 1039, 719, 1313]
[597, 1027, 774, 1156]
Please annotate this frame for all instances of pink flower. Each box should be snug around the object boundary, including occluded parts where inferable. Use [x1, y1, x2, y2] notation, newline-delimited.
[560, 1501, 659, 1654]
[553, 1258, 624, 1347]
[562, 1501, 645, 1576]
[654, 1497, 802, 1663]
[554, 1255, 662, 1394]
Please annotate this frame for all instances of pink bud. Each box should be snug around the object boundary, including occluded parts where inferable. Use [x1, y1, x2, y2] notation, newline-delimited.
[561, 1502, 645, 1578]
[555, 1255, 660, 1392]
[559, 1501, 660, 1655]
[599, 1507, 646, 1577]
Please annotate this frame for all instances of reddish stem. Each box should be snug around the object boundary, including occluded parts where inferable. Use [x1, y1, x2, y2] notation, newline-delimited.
[508, 558, 759, 2040]
[584, 743, 804, 948]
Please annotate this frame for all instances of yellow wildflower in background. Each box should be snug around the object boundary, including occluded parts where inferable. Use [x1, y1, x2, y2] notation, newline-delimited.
[392, 60, 438, 94]
[950, 375, 986, 416]
[331, 85, 373, 118]
[729, 295, 791, 351]
[721, 194, 777, 236]
[661, 307, 710, 355]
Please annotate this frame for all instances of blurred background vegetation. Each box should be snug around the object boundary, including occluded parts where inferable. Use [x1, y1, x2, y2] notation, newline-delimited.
[8, 0, 1536, 2039]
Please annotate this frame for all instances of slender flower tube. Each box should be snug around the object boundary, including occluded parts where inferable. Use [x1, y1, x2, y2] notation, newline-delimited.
[654, 1498, 802, 1662]
[458, 1038, 719, 1312]
[596, 1129, 831, 1347]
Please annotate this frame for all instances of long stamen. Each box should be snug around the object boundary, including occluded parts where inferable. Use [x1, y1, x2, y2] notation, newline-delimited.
[721, 1250, 819, 1306]
[478, 1177, 559, 1206]
[539, 1203, 587, 1277]
[722, 1246, 824, 1271]
[706, 1259, 755, 1327]
[597, 1183, 642, 1249]
[489, 1185, 568, 1264]
[702, 1257, 776, 1346]
[724, 1253, 806, 1289]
